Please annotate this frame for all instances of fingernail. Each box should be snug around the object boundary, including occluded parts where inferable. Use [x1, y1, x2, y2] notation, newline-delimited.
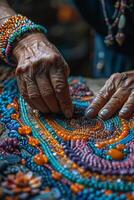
[99, 108, 109, 117]
[85, 107, 95, 117]
[120, 107, 129, 114]
[65, 110, 72, 118]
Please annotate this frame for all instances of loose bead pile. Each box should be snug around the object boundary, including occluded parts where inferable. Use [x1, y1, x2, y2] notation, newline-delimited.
[0, 14, 47, 66]
[0, 69, 134, 199]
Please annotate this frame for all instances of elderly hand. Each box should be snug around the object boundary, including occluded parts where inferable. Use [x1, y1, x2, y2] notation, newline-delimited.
[13, 32, 73, 118]
[85, 71, 134, 119]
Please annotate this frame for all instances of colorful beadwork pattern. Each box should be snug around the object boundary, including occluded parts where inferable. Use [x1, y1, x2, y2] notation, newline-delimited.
[0, 66, 134, 200]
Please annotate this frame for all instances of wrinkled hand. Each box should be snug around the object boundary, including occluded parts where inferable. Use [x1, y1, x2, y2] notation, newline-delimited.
[13, 33, 73, 118]
[85, 72, 134, 119]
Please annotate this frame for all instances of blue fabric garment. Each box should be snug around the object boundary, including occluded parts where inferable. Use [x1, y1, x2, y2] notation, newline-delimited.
[74, 0, 134, 77]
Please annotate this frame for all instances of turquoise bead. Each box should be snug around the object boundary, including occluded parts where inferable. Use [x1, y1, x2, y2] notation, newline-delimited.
[118, 14, 126, 29]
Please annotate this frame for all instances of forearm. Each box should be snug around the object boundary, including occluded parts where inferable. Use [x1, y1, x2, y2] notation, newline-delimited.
[0, 0, 16, 25]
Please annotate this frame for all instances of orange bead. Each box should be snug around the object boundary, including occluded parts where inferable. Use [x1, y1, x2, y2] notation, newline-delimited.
[71, 184, 84, 193]
[114, 138, 119, 142]
[52, 171, 62, 180]
[78, 167, 85, 174]
[7, 102, 19, 110]
[72, 163, 77, 169]
[7, 104, 12, 109]
[70, 185, 79, 193]
[123, 125, 128, 129]
[95, 143, 106, 148]
[71, 136, 75, 140]
[127, 194, 134, 200]
[77, 184, 84, 190]
[44, 187, 51, 192]
[105, 190, 113, 195]
[122, 132, 128, 137]
[34, 153, 48, 165]
[28, 137, 39, 146]
[18, 126, 32, 135]
[108, 139, 115, 144]
[11, 113, 20, 119]
[57, 151, 64, 156]
[21, 159, 26, 165]
[108, 149, 124, 160]
[118, 135, 125, 140]
[116, 144, 127, 151]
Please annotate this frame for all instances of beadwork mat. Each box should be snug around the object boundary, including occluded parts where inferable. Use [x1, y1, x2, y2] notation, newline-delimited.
[0, 66, 134, 200]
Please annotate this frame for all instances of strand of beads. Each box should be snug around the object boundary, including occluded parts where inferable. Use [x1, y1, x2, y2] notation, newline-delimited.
[0, 15, 34, 61]
[95, 119, 129, 149]
[65, 138, 134, 175]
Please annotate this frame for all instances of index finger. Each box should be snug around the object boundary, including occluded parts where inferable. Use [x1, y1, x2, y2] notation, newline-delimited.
[85, 80, 115, 118]
[49, 64, 73, 118]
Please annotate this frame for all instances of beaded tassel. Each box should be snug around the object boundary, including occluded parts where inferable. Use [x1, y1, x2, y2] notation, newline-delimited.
[100, 0, 127, 46]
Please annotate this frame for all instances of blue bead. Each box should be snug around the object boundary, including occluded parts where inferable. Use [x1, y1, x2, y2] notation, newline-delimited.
[9, 130, 19, 135]
[13, 123, 20, 130]
[106, 155, 112, 160]
[1, 117, 10, 123]
[123, 149, 129, 154]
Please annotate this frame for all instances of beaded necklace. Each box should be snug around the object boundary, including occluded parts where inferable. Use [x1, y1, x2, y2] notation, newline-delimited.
[100, 0, 127, 46]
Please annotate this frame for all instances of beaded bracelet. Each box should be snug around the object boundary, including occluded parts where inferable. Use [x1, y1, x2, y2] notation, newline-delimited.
[0, 15, 34, 60]
[0, 14, 47, 66]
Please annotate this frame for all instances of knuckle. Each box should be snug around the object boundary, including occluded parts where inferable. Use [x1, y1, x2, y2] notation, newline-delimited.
[50, 53, 60, 63]
[41, 88, 53, 97]
[104, 81, 115, 94]
[29, 93, 40, 99]
[111, 96, 122, 104]
[97, 90, 107, 100]
[120, 85, 132, 94]
[98, 89, 105, 96]
[111, 72, 121, 80]
[16, 64, 29, 74]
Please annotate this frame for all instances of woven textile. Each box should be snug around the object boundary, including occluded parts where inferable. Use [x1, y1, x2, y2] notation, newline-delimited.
[0, 66, 134, 200]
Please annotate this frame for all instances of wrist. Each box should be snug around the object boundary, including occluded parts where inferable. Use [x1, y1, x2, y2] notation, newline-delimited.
[0, 14, 47, 66]
[13, 32, 46, 62]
